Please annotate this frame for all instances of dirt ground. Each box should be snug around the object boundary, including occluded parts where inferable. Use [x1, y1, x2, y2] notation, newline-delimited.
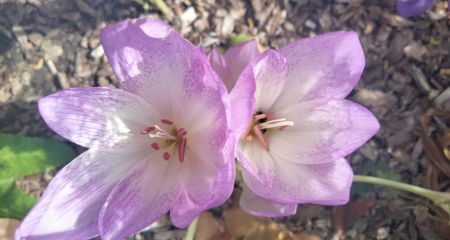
[0, 0, 449, 239]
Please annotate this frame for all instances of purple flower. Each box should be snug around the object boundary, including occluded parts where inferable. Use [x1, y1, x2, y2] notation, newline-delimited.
[209, 32, 380, 217]
[396, 0, 437, 17]
[16, 18, 236, 240]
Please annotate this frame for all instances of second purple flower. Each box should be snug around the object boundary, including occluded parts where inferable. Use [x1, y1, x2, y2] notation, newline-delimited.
[209, 32, 380, 217]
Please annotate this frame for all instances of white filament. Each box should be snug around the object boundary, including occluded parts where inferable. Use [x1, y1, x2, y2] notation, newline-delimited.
[259, 118, 294, 130]
[148, 125, 177, 140]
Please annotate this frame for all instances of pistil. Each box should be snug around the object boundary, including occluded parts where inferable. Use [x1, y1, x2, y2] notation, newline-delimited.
[177, 128, 188, 162]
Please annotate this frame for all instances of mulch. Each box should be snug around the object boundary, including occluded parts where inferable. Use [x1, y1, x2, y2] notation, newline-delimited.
[0, 0, 449, 239]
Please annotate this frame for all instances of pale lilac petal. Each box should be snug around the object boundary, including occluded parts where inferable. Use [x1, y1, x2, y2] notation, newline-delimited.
[253, 50, 288, 112]
[222, 40, 260, 91]
[240, 183, 297, 217]
[99, 152, 187, 240]
[227, 63, 256, 139]
[237, 141, 276, 187]
[207, 48, 229, 90]
[270, 99, 379, 164]
[38, 87, 160, 151]
[101, 18, 173, 40]
[243, 158, 353, 204]
[273, 31, 365, 110]
[170, 136, 236, 227]
[101, 19, 226, 119]
[15, 149, 147, 240]
[397, 0, 436, 17]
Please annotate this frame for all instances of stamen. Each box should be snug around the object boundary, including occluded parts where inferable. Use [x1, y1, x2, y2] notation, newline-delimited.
[252, 125, 269, 151]
[178, 138, 187, 162]
[144, 121, 188, 163]
[140, 126, 155, 134]
[163, 152, 170, 161]
[278, 125, 288, 131]
[161, 119, 173, 125]
[149, 125, 177, 140]
[259, 118, 294, 130]
[151, 142, 159, 150]
[177, 128, 187, 138]
[254, 114, 267, 120]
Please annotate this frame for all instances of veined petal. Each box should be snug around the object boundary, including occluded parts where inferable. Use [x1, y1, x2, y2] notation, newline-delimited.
[237, 141, 276, 186]
[273, 31, 365, 110]
[208, 40, 259, 92]
[222, 40, 260, 91]
[38, 87, 160, 151]
[101, 19, 227, 119]
[207, 48, 229, 90]
[271, 99, 379, 164]
[243, 158, 353, 204]
[99, 152, 187, 240]
[228, 63, 256, 139]
[170, 138, 236, 227]
[15, 149, 147, 240]
[397, 0, 436, 17]
[253, 50, 288, 112]
[240, 183, 297, 217]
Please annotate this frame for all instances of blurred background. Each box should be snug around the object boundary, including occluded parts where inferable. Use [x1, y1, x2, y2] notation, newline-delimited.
[0, 0, 449, 239]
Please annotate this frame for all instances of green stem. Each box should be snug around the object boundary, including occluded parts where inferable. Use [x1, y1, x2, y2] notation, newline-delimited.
[353, 175, 449, 203]
[150, 0, 173, 19]
[184, 216, 199, 240]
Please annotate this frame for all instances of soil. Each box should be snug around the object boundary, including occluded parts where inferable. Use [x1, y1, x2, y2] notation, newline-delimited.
[0, 0, 449, 239]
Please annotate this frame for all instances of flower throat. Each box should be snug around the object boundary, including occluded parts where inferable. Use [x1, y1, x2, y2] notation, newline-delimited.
[141, 119, 187, 163]
[242, 111, 294, 151]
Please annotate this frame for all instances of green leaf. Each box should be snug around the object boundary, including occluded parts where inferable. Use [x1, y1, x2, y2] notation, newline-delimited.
[0, 133, 75, 179]
[367, 161, 400, 181]
[352, 161, 400, 197]
[351, 182, 374, 198]
[228, 33, 252, 46]
[0, 178, 37, 219]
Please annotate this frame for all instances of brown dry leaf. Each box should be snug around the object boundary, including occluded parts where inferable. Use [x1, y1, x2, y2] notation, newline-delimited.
[222, 207, 319, 240]
[425, 164, 440, 191]
[429, 217, 450, 239]
[222, 207, 269, 238]
[293, 233, 322, 240]
[195, 211, 227, 240]
[0, 218, 20, 240]
[419, 108, 450, 178]
[441, 129, 450, 161]
[331, 197, 375, 236]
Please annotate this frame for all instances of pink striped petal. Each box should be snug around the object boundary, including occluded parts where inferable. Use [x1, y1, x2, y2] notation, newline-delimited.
[270, 99, 380, 164]
[243, 158, 353, 204]
[273, 31, 365, 110]
[240, 183, 297, 217]
[38, 87, 159, 151]
[15, 149, 147, 240]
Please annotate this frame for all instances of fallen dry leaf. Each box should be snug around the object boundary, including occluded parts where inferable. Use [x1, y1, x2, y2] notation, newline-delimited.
[0, 218, 20, 240]
[222, 207, 321, 240]
[332, 197, 375, 236]
[441, 129, 450, 162]
[294, 233, 322, 240]
[195, 211, 227, 240]
[222, 207, 268, 238]
[425, 164, 440, 191]
[419, 108, 450, 178]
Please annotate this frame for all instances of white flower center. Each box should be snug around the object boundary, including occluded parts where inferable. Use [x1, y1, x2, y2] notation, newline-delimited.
[140, 119, 188, 162]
